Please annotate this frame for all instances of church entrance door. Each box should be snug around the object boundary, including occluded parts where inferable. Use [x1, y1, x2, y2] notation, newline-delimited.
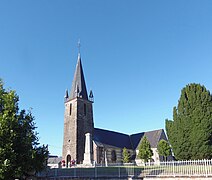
[66, 155, 71, 168]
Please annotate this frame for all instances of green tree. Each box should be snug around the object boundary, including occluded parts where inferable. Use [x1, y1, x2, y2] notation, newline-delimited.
[0, 79, 48, 179]
[122, 147, 130, 163]
[138, 136, 153, 162]
[157, 139, 171, 161]
[166, 83, 212, 160]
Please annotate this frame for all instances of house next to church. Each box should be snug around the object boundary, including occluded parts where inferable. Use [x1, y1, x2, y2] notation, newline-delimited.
[62, 50, 172, 167]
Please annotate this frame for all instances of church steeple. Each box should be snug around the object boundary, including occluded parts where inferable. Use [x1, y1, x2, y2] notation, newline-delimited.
[63, 44, 94, 165]
[69, 53, 88, 100]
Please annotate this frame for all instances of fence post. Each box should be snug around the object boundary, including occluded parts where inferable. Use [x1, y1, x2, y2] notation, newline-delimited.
[204, 159, 208, 177]
[172, 161, 175, 177]
[198, 159, 200, 175]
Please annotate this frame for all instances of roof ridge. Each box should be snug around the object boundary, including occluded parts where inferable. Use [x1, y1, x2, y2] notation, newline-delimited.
[94, 127, 129, 136]
[130, 132, 144, 136]
[130, 128, 163, 136]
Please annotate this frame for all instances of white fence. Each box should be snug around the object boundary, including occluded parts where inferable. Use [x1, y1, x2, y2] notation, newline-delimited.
[38, 159, 212, 179]
[142, 159, 212, 177]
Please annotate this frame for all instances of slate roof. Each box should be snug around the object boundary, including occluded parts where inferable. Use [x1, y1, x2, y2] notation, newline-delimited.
[144, 129, 163, 148]
[94, 128, 132, 149]
[130, 132, 145, 150]
[69, 53, 88, 100]
[93, 128, 164, 150]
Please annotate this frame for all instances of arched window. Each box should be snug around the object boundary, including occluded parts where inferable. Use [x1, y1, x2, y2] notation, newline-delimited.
[111, 150, 117, 163]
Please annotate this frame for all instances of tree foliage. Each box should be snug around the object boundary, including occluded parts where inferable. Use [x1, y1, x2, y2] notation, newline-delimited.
[166, 83, 212, 160]
[157, 139, 171, 161]
[0, 79, 48, 179]
[122, 147, 130, 163]
[138, 136, 153, 162]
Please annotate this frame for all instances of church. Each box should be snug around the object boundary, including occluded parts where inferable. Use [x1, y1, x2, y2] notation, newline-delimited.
[62, 50, 170, 167]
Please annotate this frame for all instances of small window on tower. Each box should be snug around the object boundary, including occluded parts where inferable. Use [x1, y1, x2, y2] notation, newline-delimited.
[70, 103, 72, 115]
[84, 103, 86, 116]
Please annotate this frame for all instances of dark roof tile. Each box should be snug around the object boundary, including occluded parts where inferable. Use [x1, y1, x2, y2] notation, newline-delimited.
[144, 129, 163, 148]
[93, 128, 166, 150]
[130, 132, 145, 150]
[94, 128, 132, 149]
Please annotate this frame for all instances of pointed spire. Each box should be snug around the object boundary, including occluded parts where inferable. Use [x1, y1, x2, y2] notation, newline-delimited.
[89, 90, 94, 102]
[65, 89, 69, 98]
[69, 52, 88, 100]
[89, 90, 93, 98]
[64, 89, 69, 102]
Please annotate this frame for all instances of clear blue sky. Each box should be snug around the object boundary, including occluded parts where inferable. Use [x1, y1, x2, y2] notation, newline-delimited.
[0, 0, 212, 156]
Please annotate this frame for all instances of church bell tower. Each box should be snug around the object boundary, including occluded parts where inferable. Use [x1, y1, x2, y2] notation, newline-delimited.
[62, 50, 94, 165]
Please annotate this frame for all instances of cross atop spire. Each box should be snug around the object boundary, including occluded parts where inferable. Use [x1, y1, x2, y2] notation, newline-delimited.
[78, 39, 81, 55]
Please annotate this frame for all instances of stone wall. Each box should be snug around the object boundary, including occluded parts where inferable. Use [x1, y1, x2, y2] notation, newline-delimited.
[62, 98, 78, 164]
[62, 97, 94, 165]
[93, 143, 135, 164]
